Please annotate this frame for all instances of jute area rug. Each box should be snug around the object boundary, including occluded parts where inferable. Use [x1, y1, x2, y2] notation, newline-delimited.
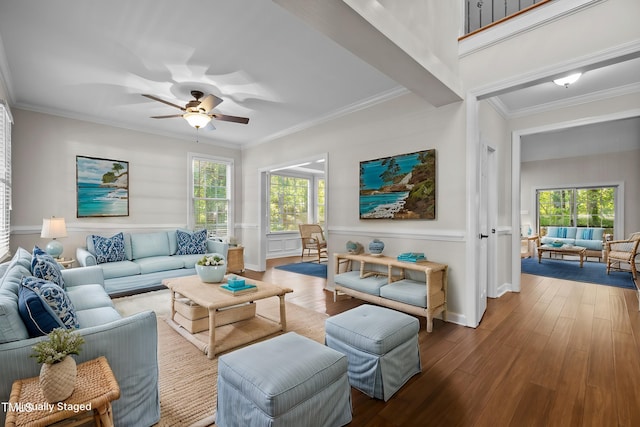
[113, 289, 328, 427]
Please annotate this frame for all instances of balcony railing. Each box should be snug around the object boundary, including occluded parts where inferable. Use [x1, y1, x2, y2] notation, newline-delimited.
[464, 0, 552, 36]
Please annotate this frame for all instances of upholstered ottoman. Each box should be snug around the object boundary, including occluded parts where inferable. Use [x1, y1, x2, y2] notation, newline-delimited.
[325, 304, 421, 401]
[216, 332, 352, 427]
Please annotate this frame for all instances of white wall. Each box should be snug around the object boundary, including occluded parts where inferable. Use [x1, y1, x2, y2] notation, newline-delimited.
[460, 0, 640, 90]
[10, 108, 242, 260]
[242, 91, 470, 323]
[521, 149, 640, 237]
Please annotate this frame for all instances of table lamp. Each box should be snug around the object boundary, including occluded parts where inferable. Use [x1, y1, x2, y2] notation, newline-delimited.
[41, 217, 67, 258]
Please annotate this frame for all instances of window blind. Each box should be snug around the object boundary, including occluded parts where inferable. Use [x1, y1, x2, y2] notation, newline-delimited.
[0, 103, 12, 261]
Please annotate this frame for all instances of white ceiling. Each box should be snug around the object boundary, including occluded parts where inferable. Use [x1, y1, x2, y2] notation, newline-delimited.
[0, 0, 403, 147]
[0, 1, 638, 149]
[521, 116, 640, 162]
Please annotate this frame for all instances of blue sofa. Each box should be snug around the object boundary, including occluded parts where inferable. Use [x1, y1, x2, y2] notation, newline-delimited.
[0, 247, 160, 426]
[540, 226, 606, 258]
[76, 230, 229, 296]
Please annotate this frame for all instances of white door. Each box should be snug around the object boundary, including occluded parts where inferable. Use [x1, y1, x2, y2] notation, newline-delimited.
[477, 143, 497, 324]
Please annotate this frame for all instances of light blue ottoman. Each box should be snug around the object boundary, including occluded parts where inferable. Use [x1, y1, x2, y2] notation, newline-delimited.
[216, 332, 352, 427]
[325, 304, 421, 401]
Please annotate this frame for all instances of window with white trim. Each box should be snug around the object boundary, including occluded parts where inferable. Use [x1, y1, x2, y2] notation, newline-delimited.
[269, 173, 325, 232]
[188, 154, 233, 238]
[0, 103, 11, 261]
[269, 174, 309, 232]
[537, 186, 616, 235]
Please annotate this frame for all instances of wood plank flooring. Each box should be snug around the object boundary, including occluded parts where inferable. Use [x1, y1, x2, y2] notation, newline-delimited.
[245, 257, 640, 427]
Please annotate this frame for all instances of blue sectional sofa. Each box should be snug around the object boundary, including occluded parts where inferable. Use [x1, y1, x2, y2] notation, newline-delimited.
[0, 247, 160, 426]
[540, 226, 606, 258]
[76, 230, 229, 296]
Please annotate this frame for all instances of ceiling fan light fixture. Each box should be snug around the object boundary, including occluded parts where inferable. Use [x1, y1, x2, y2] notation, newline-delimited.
[183, 112, 211, 129]
[553, 72, 582, 88]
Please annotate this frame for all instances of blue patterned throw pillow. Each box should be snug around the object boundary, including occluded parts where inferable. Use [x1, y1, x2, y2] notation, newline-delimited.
[91, 232, 126, 263]
[31, 246, 65, 289]
[176, 229, 208, 255]
[18, 277, 79, 336]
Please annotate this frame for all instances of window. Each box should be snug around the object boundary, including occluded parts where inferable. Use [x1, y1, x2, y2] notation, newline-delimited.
[0, 103, 11, 261]
[189, 154, 232, 238]
[269, 174, 309, 232]
[537, 186, 616, 235]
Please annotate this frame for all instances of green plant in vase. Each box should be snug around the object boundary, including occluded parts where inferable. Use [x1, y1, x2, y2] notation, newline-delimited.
[196, 253, 226, 283]
[31, 328, 85, 402]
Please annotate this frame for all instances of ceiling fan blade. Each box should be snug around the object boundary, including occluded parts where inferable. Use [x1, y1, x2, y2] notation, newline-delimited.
[211, 113, 250, 124]
[199, 94, 223, 113]
[150, 114, 183, 119]
[142, 94, 186, 111]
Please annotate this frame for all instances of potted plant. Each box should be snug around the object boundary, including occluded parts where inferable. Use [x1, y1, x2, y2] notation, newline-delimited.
[31, 328, 85, 402]
[195, 253, 226, 283]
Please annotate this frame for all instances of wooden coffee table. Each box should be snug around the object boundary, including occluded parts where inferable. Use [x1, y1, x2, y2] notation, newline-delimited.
[162, 275, 292, 359]
[537, 244, 587, 267]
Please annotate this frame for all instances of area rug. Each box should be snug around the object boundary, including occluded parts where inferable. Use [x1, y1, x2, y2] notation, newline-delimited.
[113, 289, 327, 427]
[521, 257, 636, 289]
[275, 261, 327, 278]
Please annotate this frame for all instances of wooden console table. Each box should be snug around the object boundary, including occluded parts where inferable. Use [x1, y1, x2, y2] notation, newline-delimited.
[333, 253, 448, 332]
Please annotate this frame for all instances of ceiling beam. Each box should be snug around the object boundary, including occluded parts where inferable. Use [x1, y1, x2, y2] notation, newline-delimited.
[273, 0, 463, 107]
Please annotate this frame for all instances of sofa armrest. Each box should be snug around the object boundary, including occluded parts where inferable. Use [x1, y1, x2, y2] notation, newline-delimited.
[0, 311, 160, 427]
[76, 247, 97, 267]
[207, 238, 229, 259]
[61, 265, 105, 288]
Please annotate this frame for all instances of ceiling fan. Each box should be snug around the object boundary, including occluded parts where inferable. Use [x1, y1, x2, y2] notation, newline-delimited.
[142, 90, 250, 129]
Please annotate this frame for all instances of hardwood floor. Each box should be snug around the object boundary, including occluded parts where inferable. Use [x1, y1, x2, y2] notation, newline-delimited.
[247, 257, 640, 427]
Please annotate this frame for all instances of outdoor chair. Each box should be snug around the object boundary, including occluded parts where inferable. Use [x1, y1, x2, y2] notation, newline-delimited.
[605, 232, 640, 280]
[298, 224, 328, 263]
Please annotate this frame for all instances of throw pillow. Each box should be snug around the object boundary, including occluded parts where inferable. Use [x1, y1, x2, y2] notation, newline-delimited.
[31, 246, 65, 289]
[18, 277, 79, 337]
[92, 232, 126, 263]
[176, 229, 208, 255]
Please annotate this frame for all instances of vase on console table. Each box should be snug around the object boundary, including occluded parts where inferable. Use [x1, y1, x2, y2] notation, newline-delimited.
[368, 239, 385, 255]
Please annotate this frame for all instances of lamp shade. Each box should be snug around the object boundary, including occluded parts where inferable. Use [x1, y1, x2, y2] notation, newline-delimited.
[41, 217, 67, 239]
[183, 112, 211, 129]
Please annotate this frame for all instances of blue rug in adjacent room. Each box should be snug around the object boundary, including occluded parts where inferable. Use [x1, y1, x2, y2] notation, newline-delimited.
[275, 262, 327, 278]
[521, 257, 635, 289]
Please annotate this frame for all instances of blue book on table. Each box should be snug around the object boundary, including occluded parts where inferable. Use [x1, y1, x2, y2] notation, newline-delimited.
[397, 252, 426, 262]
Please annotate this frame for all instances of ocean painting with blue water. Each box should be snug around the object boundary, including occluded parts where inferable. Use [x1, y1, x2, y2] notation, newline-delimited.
[76, 156, 129, 217]
[360, 149, 436, 219]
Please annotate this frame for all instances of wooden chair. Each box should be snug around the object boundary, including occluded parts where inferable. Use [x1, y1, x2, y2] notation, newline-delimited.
[298, 224, 328, 263]
[605, 232, 640, 280]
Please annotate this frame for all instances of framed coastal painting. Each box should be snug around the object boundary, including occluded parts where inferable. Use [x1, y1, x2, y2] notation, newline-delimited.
[359, 149, 436, 220]
[76, 156, 129, 217]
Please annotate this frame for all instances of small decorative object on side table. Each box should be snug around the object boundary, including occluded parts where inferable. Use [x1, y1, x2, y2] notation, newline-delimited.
[226, 246, 245, 273]
[5, 356, 120, 427]
[55, 258, 76, 269]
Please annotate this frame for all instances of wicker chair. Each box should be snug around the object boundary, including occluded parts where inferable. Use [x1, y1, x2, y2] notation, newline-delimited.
[605, 232, 640, 280]
[298, 224, 328, 263]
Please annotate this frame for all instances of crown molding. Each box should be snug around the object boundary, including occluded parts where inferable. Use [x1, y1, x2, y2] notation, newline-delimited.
[243, 86, 408, 149]
[495, 81, 640, 119]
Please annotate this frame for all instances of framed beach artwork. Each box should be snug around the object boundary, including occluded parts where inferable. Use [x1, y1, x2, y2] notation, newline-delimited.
[359, 149, 436, 220]
[76, 156, 129, 217]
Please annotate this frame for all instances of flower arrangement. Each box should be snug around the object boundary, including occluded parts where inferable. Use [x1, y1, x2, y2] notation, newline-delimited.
[31, 328, 85, 364]
[197, 254, 225, 266]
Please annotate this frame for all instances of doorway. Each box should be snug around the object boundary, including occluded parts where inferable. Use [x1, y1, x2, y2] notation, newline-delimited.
[258, 154, 328, 271]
